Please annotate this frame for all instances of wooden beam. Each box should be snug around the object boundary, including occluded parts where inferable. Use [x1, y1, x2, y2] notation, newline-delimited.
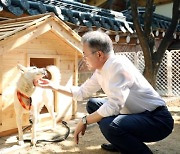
[0, 20, 34, 29]
[74, 51, 78, 86]
[54, 56, 60, 113]
[72, 51, 78, 117]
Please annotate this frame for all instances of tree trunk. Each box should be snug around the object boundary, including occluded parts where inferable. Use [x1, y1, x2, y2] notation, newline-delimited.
[130, 0, 180, 89]
[143, 62, 158, 88]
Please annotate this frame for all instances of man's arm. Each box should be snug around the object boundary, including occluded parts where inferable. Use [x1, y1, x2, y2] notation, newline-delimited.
[86, 111, 103, 124]
[74, 111, 103, 144]
[53, 85, 73, 97]
[34, 79, 73, 97]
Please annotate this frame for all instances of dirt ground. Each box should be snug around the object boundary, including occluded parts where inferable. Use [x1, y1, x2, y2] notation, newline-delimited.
[0, 97, 180, 154]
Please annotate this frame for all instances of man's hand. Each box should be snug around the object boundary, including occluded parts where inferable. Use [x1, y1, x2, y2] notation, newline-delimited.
[34, 79, 54, 89]
[74, 112, 103, 144]
[74, 120, 87, 144]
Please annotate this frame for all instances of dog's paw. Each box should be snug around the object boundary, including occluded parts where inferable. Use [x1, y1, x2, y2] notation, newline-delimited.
[18, 140, 25, 146]
[52, 126, 57, 132]
[31, 139, 37, 146]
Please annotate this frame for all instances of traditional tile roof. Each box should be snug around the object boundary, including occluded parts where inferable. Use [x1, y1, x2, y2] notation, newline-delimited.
[0, 0, 179, 35]
[122, 8, 180, 32]
[0, 0, 134, 34]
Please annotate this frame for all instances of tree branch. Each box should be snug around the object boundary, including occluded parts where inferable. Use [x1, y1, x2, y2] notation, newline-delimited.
[130, 0, 152, 68]
[155, 0, 180, 66]
[144, 0, 154, 37]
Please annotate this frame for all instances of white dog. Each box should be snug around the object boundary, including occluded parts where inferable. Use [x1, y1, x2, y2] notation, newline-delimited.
[14, 64, 60, 145]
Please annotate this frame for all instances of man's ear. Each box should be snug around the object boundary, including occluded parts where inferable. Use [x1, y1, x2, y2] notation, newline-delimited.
[97, 51, 101, 57]
[98, 51, 104, 58]
[17, 64, 26, 73]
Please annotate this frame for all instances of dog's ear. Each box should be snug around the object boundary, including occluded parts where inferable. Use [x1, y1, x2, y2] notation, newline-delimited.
[17, 64, 27, 73]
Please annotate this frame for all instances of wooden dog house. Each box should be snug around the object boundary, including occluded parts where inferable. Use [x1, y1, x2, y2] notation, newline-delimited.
[0, 13, 82, 136]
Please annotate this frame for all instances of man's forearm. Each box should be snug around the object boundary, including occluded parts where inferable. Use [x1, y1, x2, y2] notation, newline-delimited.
[86, 111, 103, 124]
[53, 85, 73, 97]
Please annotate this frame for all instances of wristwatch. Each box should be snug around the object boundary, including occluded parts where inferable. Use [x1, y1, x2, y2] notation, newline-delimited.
[82, 115, 87, 125]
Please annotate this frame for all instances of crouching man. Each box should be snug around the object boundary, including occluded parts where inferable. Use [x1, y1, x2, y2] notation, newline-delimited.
[35, 30, 174, 154]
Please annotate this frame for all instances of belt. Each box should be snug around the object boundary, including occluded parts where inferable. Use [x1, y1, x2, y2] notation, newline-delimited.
[152, 106, 166, 113]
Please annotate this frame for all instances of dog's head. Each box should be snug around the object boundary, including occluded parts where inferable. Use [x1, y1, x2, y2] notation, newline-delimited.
[17, 64, 47, 81]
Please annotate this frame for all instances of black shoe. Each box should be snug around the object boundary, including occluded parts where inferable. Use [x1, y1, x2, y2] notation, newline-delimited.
[101, 143, 119, 152]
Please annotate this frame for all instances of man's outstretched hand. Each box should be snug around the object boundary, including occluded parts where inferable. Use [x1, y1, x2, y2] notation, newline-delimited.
[33, 79, 52, 89]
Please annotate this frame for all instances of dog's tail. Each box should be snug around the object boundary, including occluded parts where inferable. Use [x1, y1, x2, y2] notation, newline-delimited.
[46, 65, 61, 84]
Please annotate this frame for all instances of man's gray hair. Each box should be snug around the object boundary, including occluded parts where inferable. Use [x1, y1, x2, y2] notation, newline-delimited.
[81, 31, 113, 54]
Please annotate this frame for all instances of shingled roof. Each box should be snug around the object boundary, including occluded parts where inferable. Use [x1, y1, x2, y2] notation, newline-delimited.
[122, 8, 180, 32]
[0, 0, 134, 33]
[0, 0, 179, 36]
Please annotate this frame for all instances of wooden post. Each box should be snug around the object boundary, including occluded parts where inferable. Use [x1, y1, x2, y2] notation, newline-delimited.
[72, 51, 78, 117]
[167, 51, 173, 96]
[55, 56, 60, 112]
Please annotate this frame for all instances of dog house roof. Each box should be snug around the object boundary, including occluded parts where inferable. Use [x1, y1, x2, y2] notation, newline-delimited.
[0, 13, 82, 55]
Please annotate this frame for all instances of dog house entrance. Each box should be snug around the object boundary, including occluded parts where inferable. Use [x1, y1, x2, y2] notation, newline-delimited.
[30, 58, 55, 114]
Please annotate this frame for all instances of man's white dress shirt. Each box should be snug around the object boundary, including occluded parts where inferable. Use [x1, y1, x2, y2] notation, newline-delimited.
[71, 54, 165, 117]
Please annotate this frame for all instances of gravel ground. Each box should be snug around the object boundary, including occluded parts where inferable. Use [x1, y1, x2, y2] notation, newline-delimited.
[0, 97, 180, 154]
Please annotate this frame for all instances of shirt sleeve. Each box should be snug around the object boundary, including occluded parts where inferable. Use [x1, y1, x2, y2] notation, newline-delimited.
[97, 63, 134, 117]
[71, 71, 101, 101]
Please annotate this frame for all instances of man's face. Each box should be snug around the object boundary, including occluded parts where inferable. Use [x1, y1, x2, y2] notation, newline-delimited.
[82, 43, 100, 70]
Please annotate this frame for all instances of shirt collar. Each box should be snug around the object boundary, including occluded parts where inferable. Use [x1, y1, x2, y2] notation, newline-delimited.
[97, 53, 115, 73]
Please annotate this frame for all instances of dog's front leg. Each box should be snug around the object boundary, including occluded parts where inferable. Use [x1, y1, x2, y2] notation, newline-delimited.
[15, 113, 24, 145]
[46, 104, 56, 130]
[31, 108, 38, 146]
